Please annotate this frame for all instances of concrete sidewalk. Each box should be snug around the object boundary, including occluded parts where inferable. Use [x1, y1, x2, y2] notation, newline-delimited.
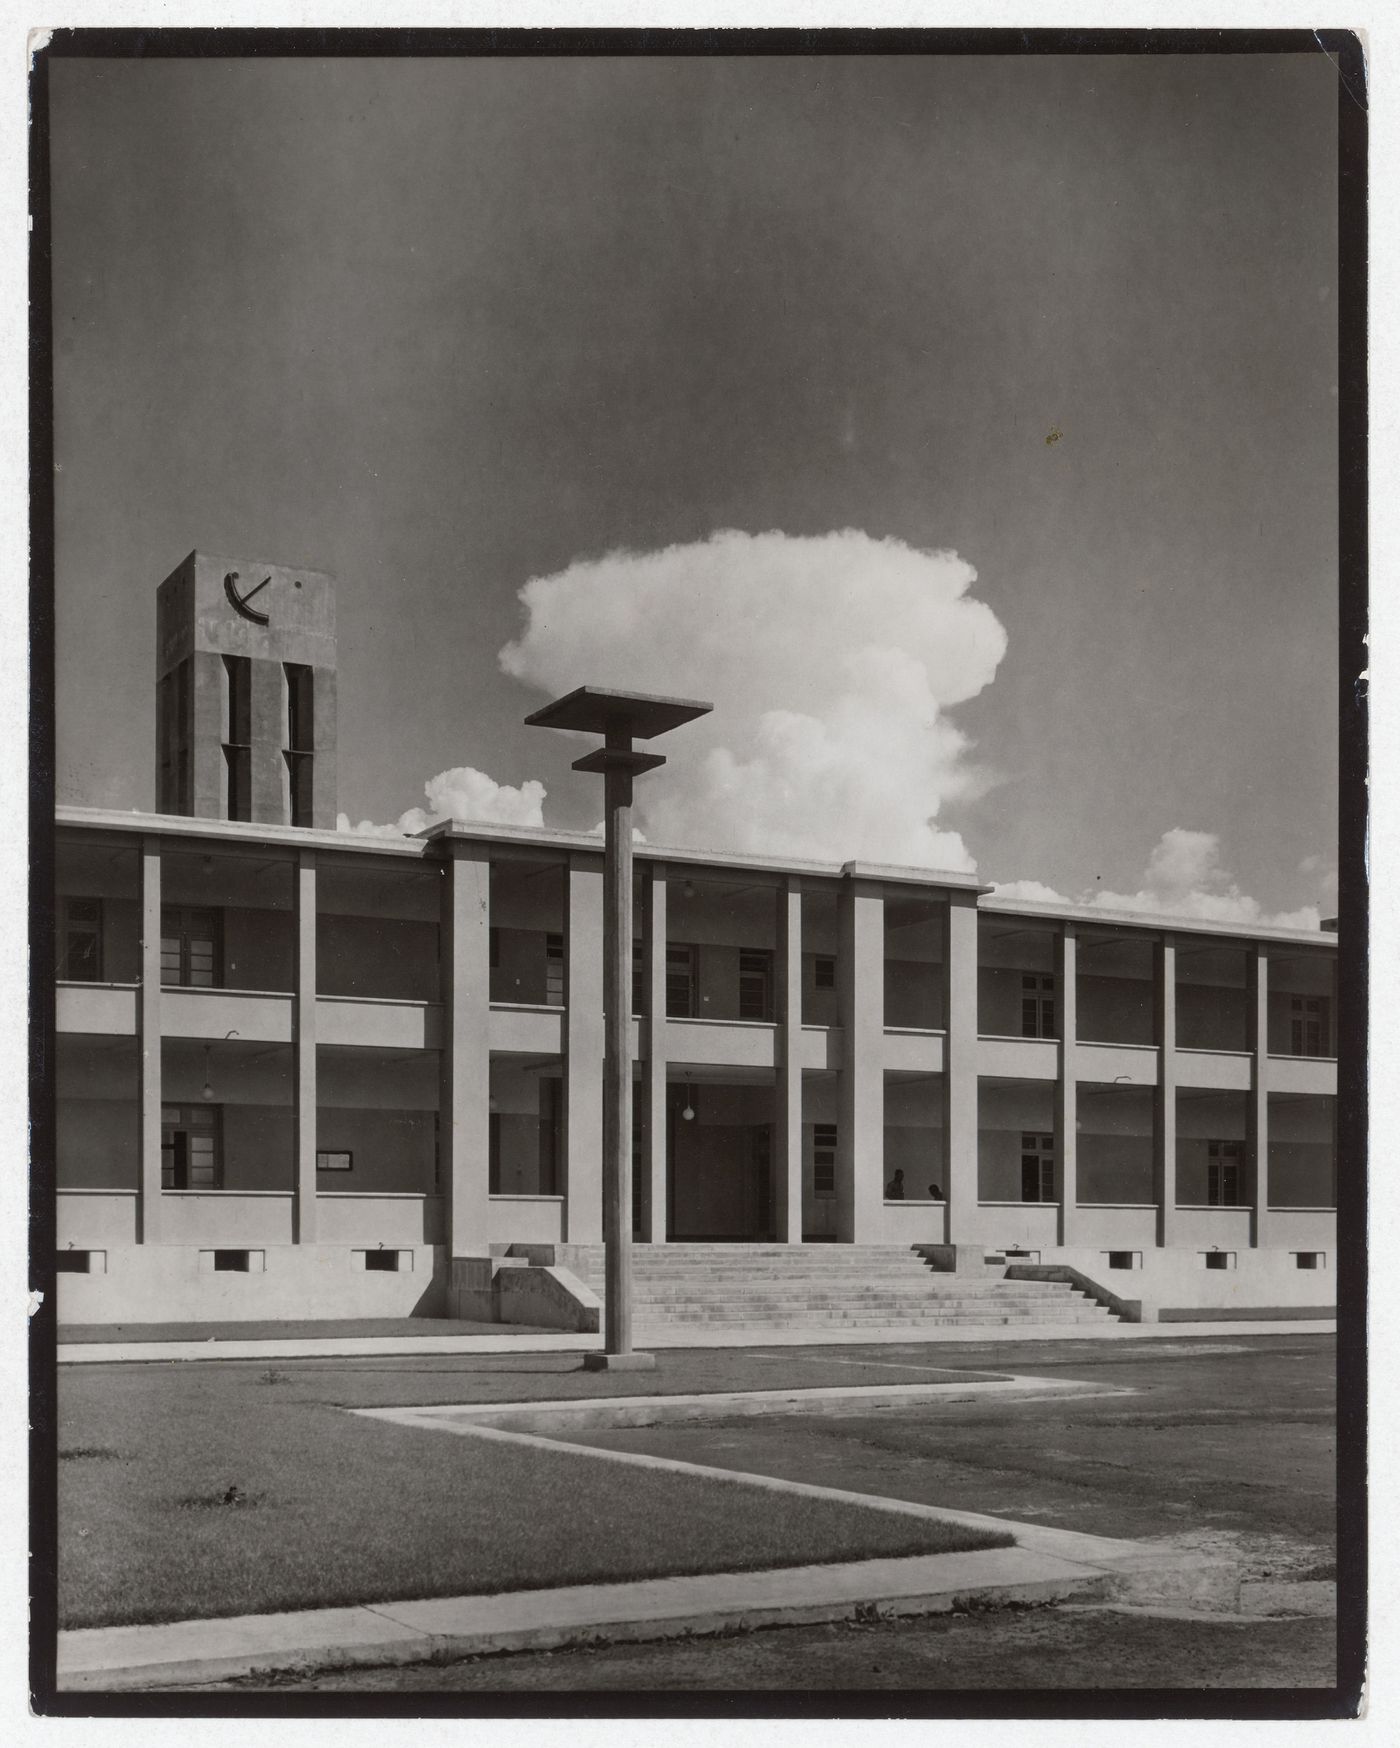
[57, 1533, 1236, 1692]
[55, 1318, 1335, 1365]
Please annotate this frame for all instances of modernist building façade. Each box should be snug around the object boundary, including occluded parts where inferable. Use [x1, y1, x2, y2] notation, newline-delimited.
[53, 553, 1339, 1324]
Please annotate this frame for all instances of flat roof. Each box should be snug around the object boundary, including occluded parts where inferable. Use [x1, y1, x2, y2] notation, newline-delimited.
[52, 806, 1334, 947]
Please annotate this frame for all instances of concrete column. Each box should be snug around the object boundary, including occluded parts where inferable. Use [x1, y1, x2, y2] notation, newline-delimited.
[836, 875, 883, 1242]
[1055, 923, 1078, 1248]
[639, 862, 668, 1243]
[1248, 945, 1271, 1249]
[138, 837, 163, 1244]
[775, 877, 804, 1242]
[943, 896, 979, 1242]
[440, 845, 491, 1272]
[564, 852, 605, 1243]
[293, 850, 317, 1244]
[1154, 934, 1179, 1248]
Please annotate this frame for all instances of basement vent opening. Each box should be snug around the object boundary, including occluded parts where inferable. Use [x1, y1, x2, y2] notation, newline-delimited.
[1294, 1252, 1325, 1271]
[55, 1251, 91, 1274]
[213, 1250, 253, 1273]
[1106, 1251, 1141, 1271]
[364, 1251, 401, 1273]
[1202, 1251, 1236, 1271]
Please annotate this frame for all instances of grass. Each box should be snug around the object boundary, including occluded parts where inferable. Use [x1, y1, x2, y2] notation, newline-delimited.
[57, 1362, 1010, 1630]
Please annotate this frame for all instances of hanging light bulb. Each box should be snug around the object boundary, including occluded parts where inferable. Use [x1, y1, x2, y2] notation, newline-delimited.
[201, 1045, 215, 1103]
[681, 1077, 695, 1122]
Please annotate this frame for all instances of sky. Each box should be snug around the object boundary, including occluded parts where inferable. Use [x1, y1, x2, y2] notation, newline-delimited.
[48, 49, 1340, 923]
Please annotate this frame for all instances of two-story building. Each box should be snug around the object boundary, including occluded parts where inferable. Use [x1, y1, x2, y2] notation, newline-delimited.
[50, 553, 1339, 1325]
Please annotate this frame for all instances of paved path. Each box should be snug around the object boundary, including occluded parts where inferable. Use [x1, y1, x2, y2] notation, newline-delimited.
[56, 1318, 1334, 1364]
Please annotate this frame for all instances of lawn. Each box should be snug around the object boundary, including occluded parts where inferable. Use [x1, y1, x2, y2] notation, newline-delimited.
[56, 1361, 1009, 1630]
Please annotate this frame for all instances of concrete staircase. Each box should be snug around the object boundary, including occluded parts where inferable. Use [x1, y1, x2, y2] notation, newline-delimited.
[562, 1244, 1118, 1339]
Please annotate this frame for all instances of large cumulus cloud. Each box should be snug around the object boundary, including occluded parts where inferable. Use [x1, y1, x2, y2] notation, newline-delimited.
[497, 529, 1006, 868]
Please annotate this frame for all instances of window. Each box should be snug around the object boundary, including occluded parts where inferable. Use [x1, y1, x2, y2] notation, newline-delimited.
[738, 949, 773, 1021]
[1020, 1132, 1055, 1202]
[814, 955, 836, 990]
[812, 1124, 837, 1198]
[284, 662, 315, 827]
[633, 940, 645, 1016]
[1021, 975, 1056, 1039]
[1207, 1139, 1243, 1207]
[545, 932, 564, 1007]
[162, 1104, 221, 1190]
[161, 906, 221, 987]
[666, 943, 697, 1018]
[60, 897, 103, 981]
[1290, 996, 1330, 1058]
[222, 655, 252, 821]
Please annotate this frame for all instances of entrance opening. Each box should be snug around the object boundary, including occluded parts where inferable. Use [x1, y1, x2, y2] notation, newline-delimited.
[666, 1077, 775, 1241]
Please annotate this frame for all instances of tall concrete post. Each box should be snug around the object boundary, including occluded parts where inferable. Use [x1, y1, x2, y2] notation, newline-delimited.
[440, 843, 492, 1315]
[1248, 945, 1271, 1250]
[1055, 924, 1078, 1248]
[138, 836, 163, 1245]
[1154, 934, 1179, 1248]
[526, 685, 712, 1371]
[564, 853, 605, 1244]
[837, 873, 883, 1243]
[639, 862, 668, 1244]
[775, 876, 804, 1242]
[944, 896, 980, 1243]
[600, 734, 636, 1351]
[293, 849, 317, 1243]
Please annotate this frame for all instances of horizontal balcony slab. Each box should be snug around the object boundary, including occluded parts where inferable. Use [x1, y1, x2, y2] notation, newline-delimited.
[488, 1005, 565, 1055]
[1175, 1049, 1252, 1090]
[976, 1035, 1059, 1079]
[56, 983, 138, 1036]
[314, 1194, 445, 1245]
[157, 1192, 296, 1245]
[663, 1018, 777, 1071]
[1170, 1207, 1254, 1246]
[1265, 1055, 1337, 1097]
[882, 1030, 945, 1074]
[317, 997, 442, 1052]
[161, 988, 293, 1042]
[1074, 1042, 1158, 1086]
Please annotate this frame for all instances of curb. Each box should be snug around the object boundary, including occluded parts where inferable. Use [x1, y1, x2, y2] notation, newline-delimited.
[55, 1319, 1335, 1365]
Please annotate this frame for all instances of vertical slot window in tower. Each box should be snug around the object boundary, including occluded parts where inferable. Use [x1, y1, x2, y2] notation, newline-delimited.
[222, 655, 252, 821]
[284, 664, 315, 827]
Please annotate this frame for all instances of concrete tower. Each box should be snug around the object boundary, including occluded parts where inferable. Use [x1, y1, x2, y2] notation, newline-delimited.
[155, 550, 338, 828]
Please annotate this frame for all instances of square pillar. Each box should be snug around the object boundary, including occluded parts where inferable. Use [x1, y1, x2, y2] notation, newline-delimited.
[138, 836, 163, 1244]
[837, 875, 883, 1242]
[775, 877, 804, 1242]
[440, 845, 491, 1263]
[1055, 924, 1078, 1248]
[293, 849, 317, 1244]
[1154, 934, 1179, 1248]
[1248, 945, 1271, 1249]
[638, 861, 668, 1243]
[943, 896, 979, 1242]
[564, 852, 605, 1243]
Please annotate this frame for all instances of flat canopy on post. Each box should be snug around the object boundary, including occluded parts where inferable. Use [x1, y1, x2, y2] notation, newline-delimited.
[523, 686, 713, 740]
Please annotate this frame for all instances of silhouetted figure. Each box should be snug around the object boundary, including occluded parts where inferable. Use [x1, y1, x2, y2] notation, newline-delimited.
[928, 1183, 945, 1201]
[886, 1169, 905, 1200]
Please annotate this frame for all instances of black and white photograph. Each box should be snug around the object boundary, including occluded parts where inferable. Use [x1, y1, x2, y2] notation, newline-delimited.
[29, 26, 1366, 1719]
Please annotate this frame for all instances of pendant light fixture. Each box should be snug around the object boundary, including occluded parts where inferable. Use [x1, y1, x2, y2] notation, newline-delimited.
[681, 1073, 695, 1123]
[200, 1045, 215, 1102]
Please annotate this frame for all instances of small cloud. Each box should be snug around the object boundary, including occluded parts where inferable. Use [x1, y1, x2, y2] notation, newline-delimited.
[996, 829, 1329, 929]
[338, 767, 547, 838]
[990, 879, 1068, 904]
